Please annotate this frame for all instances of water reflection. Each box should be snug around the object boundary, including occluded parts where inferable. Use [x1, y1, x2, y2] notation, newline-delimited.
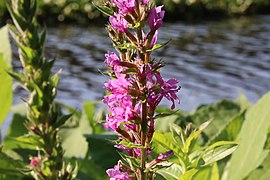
[13, 15, 270, 111]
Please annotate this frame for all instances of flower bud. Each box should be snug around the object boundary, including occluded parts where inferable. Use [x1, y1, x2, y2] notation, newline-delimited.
[148, 6, 165, 32]
[30, 157, 41, 167]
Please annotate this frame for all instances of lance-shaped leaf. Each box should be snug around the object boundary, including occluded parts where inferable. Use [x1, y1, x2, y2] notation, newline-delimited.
[225, 92, 270, 180]
[93, 4, 114, 16]
[0, 25, 12, 126]
[146, 40, 170, 52]
[202, 141, 237, 166]
[156, 162, 182, 179]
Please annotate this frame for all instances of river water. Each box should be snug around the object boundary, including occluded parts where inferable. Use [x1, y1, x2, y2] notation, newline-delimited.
[13, 15, 270, 111]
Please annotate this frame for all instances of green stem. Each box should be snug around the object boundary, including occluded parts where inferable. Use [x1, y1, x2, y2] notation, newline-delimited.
[140, 101, 148, 180]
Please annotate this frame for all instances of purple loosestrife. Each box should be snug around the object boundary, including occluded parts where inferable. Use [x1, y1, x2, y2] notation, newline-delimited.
[101, 0, 180, 179]
[148, 6, 165, 32]
[112, 0, 136, 14]
[109, 13, 129, 33]
[107, 161, 131, 180]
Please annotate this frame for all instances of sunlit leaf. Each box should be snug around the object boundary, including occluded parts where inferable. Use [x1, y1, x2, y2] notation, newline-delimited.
[193, 163, 219, 180]
[202, 141, 237, 166]
[225, 92, 270, 180]
[0, 25, 12, 126]
[209, 113, 245, 144]
[153, 132, 184, 159]
[156, 162, 182, 180]
[146, 40, 170, 52]
[247, 153, 270, 180]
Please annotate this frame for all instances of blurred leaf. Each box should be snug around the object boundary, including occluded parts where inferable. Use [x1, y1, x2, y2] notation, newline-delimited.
[85, 134, 120, 170]
[225, 92, 270, 180]
[0, 26, 12, 126]
[156, 162, 182, 180]
[59, 101, 105, 157]
[202, 141, 237, 166]
[0, 26, 11, 65]
[93, 4, 114, 16]
[82, 101, 104, 134]
[53, 113, 73, 129]
[184, 121, 210, 154]
[247, 153, 270, 180]
[66, 156, 106, 180]
[179, 169, 198, 180]
[59, 113, 92, 157]
[155, 114, 180, 132]
[188, 100, 241, 140]
[235, 92, 252, 112]
[0, 150, 25, 178]
[209, 113, 245, 144]
[192, 163, 219, 180]
[4, 134, 39, 151]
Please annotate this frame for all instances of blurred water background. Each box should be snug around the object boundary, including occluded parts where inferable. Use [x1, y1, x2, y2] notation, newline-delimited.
[12, 15, 270, 111]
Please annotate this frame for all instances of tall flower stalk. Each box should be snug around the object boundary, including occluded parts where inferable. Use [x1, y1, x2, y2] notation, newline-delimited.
[7, 0, 76, 179]
[101, 0, 180, 179]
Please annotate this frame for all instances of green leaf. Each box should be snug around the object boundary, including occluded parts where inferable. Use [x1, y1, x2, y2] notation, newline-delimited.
[209, 113, 245, 144]
[153, 132, 184, 159]
[0, 26, 12, 126]
[82, 101, 105, 134]
[188, 100, 241, 141]
[118, 140, 144, 149]
[264, 127, 270, 150]
[192, 163, 219, 180]
[66, 156, 106, 180]
[247, 153, 270, 180]
[225, 92, 270, 180]
[85, 134, 120, 170]
[184, 121, 210, 154]
[155, 114, 180, 132]
[179, 169, 198, 180]
[202, 141, 237, 166]
[53, 113, 73, 129]
[59, 112, 92, 157]
[146, 40, 170, 52]
[235, 92, 252, 112]
[0, 151, 25, 177]
[157, 162, 182, 180]
[93, 4, 114, 16]
[0, 26, 11, 65]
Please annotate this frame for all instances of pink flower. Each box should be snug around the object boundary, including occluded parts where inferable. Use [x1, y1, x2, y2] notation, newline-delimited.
[105, 51, 121, 67]
[104, 76, 131, 94]
[112, 0, 136, 14]
[107, 161, 131, 180]
[148, 6, 165, 31]
[103, 93, 134, 131]
[142, 0, 149, 5]
[134, 148, 151, 156]
[110, 13, 129, 33]
[30, 157, 41, 167]
[146, 68, 180, 109]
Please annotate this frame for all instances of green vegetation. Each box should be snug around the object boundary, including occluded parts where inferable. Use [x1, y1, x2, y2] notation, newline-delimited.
[1, 86, 270, 179]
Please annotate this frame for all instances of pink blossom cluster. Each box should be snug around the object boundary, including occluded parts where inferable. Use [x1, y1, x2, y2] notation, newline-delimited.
[102, 0, 179, 179]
